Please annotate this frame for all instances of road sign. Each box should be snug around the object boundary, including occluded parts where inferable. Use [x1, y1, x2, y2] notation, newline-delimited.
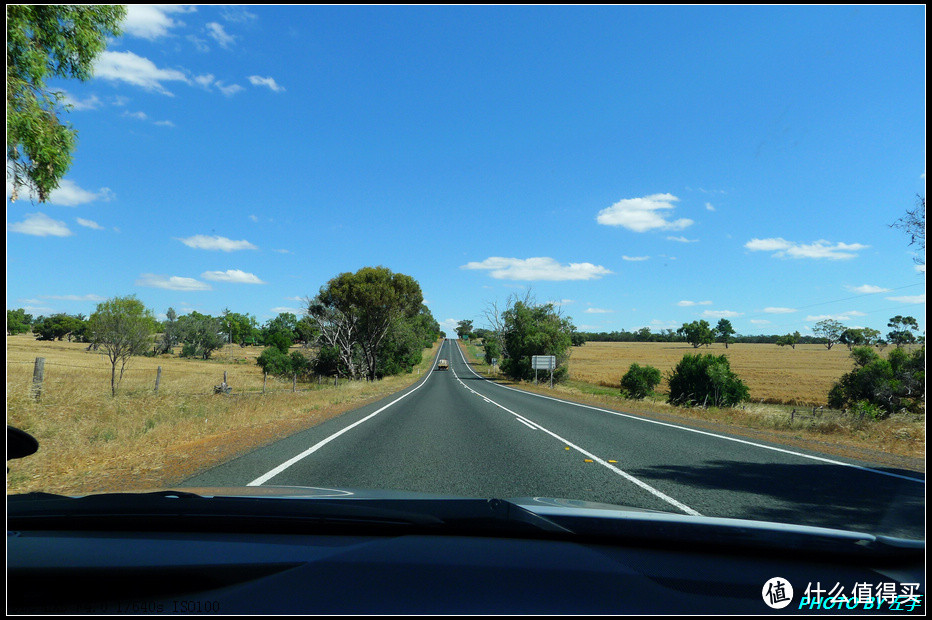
[531, 356, 556, 370]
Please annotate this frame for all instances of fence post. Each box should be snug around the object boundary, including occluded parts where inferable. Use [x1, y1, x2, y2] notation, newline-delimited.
[263, 372, 267, 394]
[31, 357, 45, 401]
[155, 366, 161, 395]
[292, 373, 296, 393]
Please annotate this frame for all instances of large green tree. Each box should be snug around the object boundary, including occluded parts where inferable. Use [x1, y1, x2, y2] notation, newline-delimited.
[309, 266, 424, 381]
[7, 5, 126, 201]
[677, 320, 714, 348]
[812, 319, 845, 350]
[499, 300, 574, 382]
[88, 295, 157, 396]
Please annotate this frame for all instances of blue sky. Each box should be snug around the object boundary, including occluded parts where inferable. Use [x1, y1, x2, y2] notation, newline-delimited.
[7, 5, 926, 339]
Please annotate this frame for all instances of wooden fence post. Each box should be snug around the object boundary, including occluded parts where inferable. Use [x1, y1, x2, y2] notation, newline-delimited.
[31, 357, 45, 401]
[155, 366, 161, 395]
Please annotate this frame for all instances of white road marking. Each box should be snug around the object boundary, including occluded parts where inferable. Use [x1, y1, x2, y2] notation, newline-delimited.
[247, 340, 448, 486]
[450, 353, 702, 516]
[452, 341, 925, 485]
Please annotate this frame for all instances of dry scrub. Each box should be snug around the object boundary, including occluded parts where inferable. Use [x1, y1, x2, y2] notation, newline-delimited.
[7, 335, 440, 495]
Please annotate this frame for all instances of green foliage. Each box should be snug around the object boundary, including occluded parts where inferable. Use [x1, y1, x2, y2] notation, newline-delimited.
[827, 346, 925, 416]
[620, 363, 661, 399]
[221, 309, 260, 346]
[677, 320, 714, 348]
[256, 347, 293, 377]
[714, 319, 735, 348]
[886, 315, 919, 348]
[775, 331, 801, 349]
[7, 5, 126, 201]
[7, 308, 33, 334]
[483, 337, 501, 365]
[499, 300, 574, 382]
[176, 311, 225, 360]
[32, 312, 87, 341]
[667, 353, 750, 408]
[812, 319, 845, 350]
[570, 331, 587, 347]
[311, 266, 424, 380]
[88, 295, 157, 396]
[456, 319, 474, 340]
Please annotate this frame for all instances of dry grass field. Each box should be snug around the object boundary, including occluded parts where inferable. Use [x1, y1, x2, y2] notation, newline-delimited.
[7, 335, 440, 495]
[566, 341, 860, 406]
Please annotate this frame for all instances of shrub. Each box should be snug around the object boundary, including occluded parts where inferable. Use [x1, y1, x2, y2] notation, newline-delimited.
[828, 346, 924, 417]
[667, 353, 749, 408]
[256, 347, 292, 377]
[620, 363, 661, 399]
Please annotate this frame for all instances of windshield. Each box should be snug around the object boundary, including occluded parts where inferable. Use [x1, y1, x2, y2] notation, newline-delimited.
[6, 2, 925, 553]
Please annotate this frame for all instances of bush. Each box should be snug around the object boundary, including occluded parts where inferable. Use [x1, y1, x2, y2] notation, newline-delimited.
[667, 353, 749, 408]
[256, 347, 292, 377]
[620, 363, 661, 399]
[828, 346, 924, 417]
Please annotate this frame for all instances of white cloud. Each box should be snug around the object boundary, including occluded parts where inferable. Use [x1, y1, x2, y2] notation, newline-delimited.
[194, 73, 215, 89]
[702, 310, 742, 319]
[39, 294, 106, 302]
[187, 35, 210, 52]
[201, 269, 265, 284]
[9, 212, 72, 237]
[806, 311, 866, 322]
[8, 178, 114, 206]
[846, 284, 891, 294]
[585, 307, 613, 314]
[622, 255, 650, 262]
[750, 319, 771, 325]
[596, 193, 693, 233]
[136, 274, 211, 291]
[248, 75, 286, 92]
[76, 218, 104, 230]
[677, 300, 712, 307]
[885, 294, 925, 304]
[57, 90, 102, 111]
[154, 120, 175, 127]
[764, 307, 797, 314]
[269, 306, 303, 315]
[176, 235, 258, 251]
[461, 257, 612, 281]
[705, 202, 715, 211]
[93, 51, 190, 96]
[206, 22, 236, 48]
[123, 110, 148, 120]
[745, 237, 868, 260]
[666, 236, 698, 243]
[123, 5, 193, 40]
[216, 81, 244, 97]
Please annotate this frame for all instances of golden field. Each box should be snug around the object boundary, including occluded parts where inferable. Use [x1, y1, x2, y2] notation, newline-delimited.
[565, 341, 862, 406]
[6, 335, 440, 495]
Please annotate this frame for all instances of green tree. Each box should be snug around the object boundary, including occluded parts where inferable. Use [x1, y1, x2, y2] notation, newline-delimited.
[7, 308, 33, 335]
[677, 320, 714, 348]
[620, 363, 661, 400]
[7, 5, 126, 202]
[887, 315, 919, 348]
[32, 312, 86, 341]
[309, 266, 423, 381]
[775, 331, 801, 349]
[667, 353, 750, 408]
[812, 319, 845, 350]
[499, 300, 574, 382]
[256, 346, 292, 378]
[177, 311, 225, 360]
[88, 295, 157, 396]
[714, 319, 735, 349]
[456, 319, 474, 340]
[221, 309, 260, 346]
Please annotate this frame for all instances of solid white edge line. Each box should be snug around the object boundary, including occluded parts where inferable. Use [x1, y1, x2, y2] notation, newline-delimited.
[247, 339, 447, 486]
[453, 341, 925, 484]
[450, 349, 702, 516]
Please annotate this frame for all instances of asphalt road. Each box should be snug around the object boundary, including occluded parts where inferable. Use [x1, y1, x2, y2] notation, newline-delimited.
[183, 339, 925, 539]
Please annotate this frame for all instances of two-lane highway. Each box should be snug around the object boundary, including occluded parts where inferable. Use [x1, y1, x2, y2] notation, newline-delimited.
[183, 339, 925, 539]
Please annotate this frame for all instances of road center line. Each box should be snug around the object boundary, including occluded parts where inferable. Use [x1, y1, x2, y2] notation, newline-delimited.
[450, 358, 702, 516]
[247, 341, 447, 486]
[453, 341, 924, 484]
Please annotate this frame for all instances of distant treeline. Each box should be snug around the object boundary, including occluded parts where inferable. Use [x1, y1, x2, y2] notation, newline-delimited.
[576, 330, 827, 345]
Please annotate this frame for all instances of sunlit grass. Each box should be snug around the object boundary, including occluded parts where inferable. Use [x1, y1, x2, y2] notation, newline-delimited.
[7, 335, 441, 495]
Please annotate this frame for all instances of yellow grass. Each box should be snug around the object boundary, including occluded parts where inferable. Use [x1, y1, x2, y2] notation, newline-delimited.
[566, 341, 862, 406]
[6, 335, 440, 495]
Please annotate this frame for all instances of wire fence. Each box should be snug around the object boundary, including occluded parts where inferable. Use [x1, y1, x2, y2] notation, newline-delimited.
[10, 356, 375, 399]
